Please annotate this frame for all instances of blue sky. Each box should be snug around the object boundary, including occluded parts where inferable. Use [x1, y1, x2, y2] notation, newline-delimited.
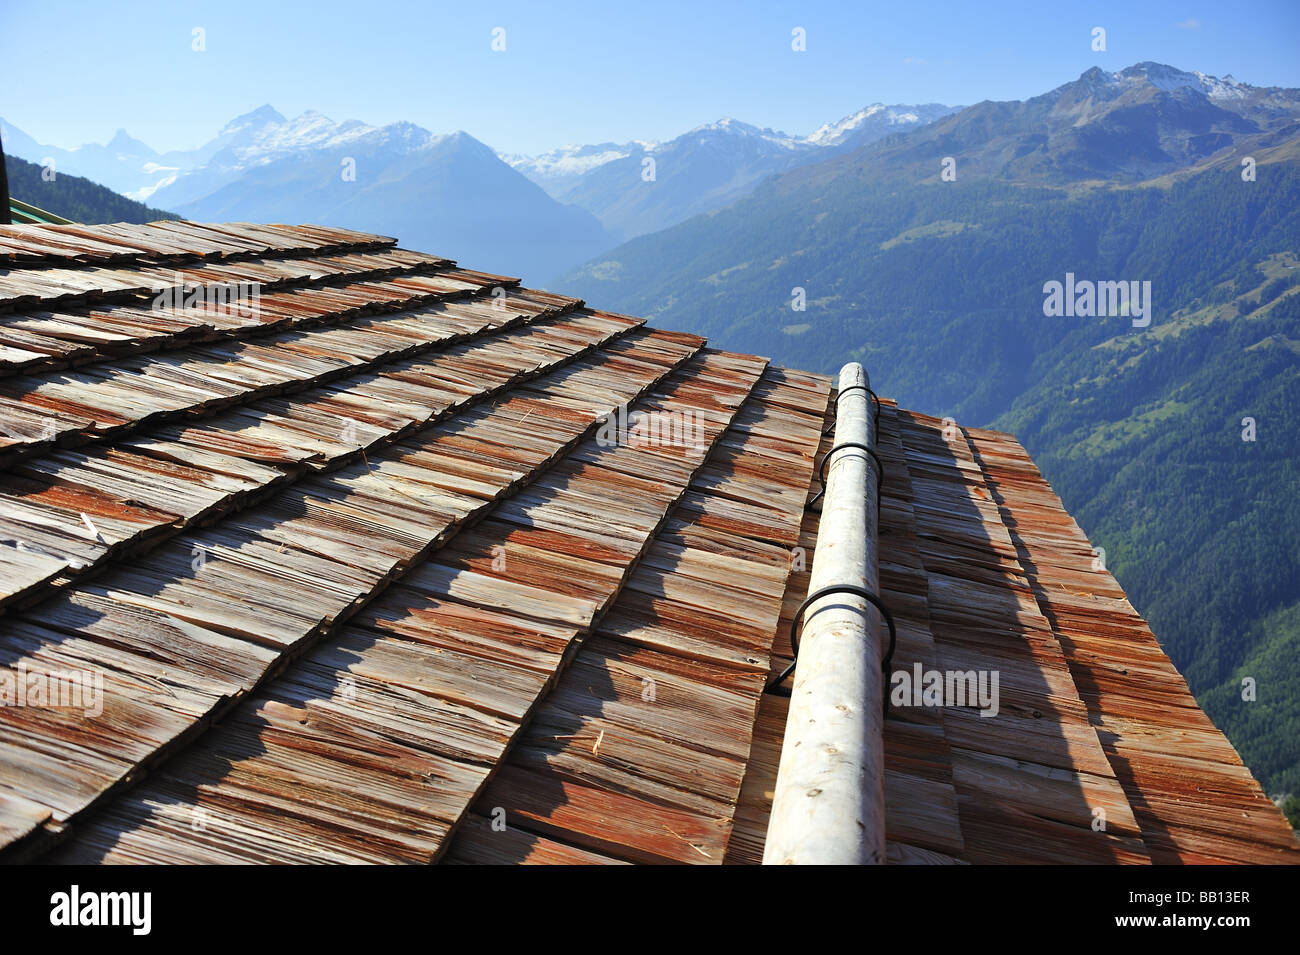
[3, 0, 1299, 155]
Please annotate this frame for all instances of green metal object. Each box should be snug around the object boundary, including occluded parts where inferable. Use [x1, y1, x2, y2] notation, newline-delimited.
[8, 197, 73, 225]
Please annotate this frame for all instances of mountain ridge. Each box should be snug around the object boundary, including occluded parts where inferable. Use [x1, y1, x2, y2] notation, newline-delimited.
[503, 102, 961, 240]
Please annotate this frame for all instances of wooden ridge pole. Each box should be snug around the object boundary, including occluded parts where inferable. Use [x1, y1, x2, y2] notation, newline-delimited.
[763, 362, 885, 865]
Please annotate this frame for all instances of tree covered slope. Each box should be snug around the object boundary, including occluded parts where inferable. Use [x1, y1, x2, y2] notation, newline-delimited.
[4, 154, 178, 223]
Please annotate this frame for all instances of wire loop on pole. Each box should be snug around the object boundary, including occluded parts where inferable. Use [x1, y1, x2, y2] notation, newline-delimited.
[766, 582, 898, 718]
[824, 384, 880, 435]
[809, 441, 883, 516]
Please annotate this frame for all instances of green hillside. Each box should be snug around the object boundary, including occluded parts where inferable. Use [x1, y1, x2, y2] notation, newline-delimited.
[4, 154, 178, 224]
[556, 160, 1300, 799]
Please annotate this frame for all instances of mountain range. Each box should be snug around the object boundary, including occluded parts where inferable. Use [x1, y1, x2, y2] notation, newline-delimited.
[2, 106, 617, 282]
[1, 100, 960, 279]
[553, 62, 1300, 803]
[768, 63, 1300, 190]
[502, 104, 959, 241]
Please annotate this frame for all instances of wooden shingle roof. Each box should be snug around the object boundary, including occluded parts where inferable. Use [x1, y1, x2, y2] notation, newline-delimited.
[0, 221, 1293, 864]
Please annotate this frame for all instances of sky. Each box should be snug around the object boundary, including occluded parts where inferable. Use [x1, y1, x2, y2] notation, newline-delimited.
[3, 0, 1299, 156]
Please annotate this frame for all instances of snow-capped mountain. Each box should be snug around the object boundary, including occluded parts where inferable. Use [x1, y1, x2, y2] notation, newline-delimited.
[5, 97, 962, 256]
[502, 141, 659, 198]
[157, 116, 612, 282]
[685, 117, 805, 148]
[144, 107, 443, 209]
[1093, 62, 1250, 99]
[2, 107, 613, 282]
[2, 105, 439, 204]
[540, 119, 814, 241]
[790, 62, 1300, 187]
[804, 103, 959, 148]
[501, 104, 960, 240]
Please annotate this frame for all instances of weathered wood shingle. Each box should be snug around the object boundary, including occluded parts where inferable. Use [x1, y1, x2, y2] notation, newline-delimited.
[0, 221, 1291, 865]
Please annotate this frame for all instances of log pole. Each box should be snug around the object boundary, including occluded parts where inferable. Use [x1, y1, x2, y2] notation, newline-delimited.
[763, 362, 885, 865]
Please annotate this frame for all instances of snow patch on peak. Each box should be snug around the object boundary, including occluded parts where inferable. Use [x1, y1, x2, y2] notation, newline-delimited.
[200, 107, 441, 176]
[805, 105, 886, 146]
[1195, 71, 1250, 100]
[803, 103, 950, 146]
[504, 141, 640, 177]
[1121, 62, 1203, 92]
[1087, 62, 1255, 100]
[683, 118, 799, 146]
